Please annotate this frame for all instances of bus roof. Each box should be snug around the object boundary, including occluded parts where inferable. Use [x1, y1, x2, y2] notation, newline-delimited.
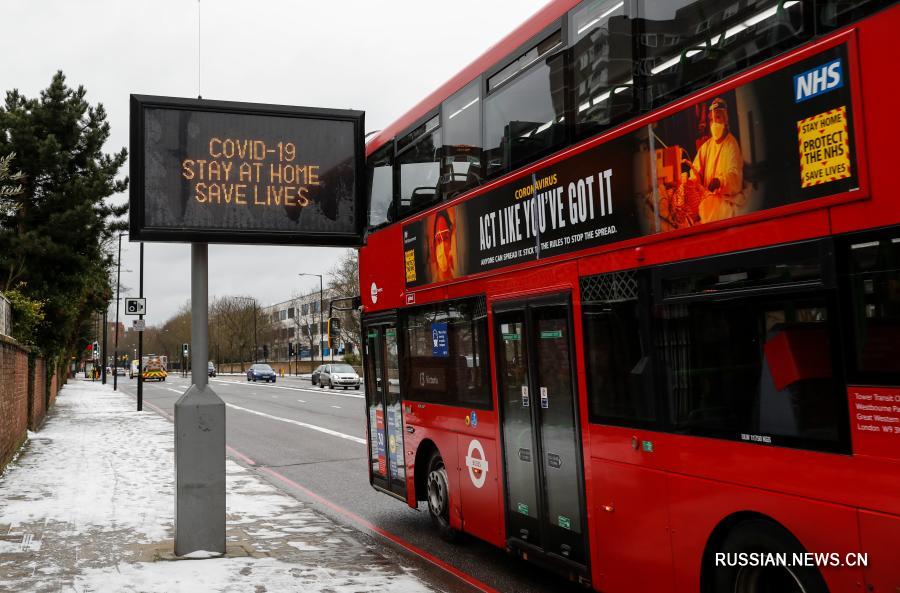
[365, 0, 578, 157]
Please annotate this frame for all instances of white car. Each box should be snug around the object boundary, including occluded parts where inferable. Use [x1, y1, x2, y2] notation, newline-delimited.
[318, 363, 361, 390]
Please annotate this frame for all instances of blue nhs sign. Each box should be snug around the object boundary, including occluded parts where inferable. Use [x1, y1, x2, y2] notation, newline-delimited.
[794, 59, 843, 103]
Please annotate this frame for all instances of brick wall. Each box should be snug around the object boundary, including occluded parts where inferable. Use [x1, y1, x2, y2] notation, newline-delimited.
[0, 336, 64, 473]
[28, 357, 47, 430]
[0, 335, 29, 471]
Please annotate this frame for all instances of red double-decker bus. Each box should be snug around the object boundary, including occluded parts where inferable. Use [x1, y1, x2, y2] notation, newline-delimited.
[359, 1, 898, 591]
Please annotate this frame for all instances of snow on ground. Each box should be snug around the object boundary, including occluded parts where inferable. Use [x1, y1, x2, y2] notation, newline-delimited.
[0, 380, 441, 593]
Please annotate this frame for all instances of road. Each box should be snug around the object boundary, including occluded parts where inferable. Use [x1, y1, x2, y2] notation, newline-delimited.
[113, 371, 586, 593]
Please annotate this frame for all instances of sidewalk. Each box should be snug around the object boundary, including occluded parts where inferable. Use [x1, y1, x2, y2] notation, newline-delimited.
[0, 379, 446, 593]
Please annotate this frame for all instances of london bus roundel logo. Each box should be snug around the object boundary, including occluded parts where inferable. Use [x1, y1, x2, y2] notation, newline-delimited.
[466, 439, 488, 489]
[370, 282, 383, 304]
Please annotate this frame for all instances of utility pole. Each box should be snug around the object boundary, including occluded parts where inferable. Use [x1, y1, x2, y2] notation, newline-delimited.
[113, 231, 126, 391]
[101, 306, 108, 384]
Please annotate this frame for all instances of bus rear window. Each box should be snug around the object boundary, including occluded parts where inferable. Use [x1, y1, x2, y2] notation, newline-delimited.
[400, 297, 492, 408]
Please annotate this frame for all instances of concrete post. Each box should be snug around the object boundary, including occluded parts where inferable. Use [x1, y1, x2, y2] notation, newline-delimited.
[174, 242, 225, 556]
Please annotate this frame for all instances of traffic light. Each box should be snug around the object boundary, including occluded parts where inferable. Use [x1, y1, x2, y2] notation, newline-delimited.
[182, 343, 189, 357]
[288, 342, 295, 357]
[327, 317, 341, 349]
[262, 344, 269, 359]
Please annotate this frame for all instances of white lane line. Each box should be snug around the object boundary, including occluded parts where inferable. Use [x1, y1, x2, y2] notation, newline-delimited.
[224, 403, 365, 444]
[210, 379, 364, 399]
[297, 399, 306, 403]
[331, 405, 341, 409]
[166, 388, 183, 394]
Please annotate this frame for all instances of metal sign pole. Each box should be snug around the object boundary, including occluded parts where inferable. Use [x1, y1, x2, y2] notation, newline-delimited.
[137, 242, 144, 411]
[174, 242, 225, 556]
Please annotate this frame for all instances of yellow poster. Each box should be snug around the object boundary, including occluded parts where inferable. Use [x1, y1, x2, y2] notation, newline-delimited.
[798, 106, 851, 188]
[405, 249, 416, 283]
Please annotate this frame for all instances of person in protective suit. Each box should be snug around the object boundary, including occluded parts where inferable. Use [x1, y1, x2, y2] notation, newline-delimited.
[685, 97, 746, 223]
[430, 209, 457, 283]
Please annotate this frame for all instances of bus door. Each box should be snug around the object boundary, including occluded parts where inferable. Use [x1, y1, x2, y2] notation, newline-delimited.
[364, 319, 407, 499]
[493, 294, 589, 573]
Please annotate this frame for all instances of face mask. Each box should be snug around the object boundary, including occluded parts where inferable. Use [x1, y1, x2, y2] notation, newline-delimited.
[710, 122, 725, 141]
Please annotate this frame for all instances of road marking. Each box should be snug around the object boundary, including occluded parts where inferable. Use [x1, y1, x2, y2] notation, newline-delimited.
[210, 379, 364, 399]
[166, 388, 183, 395]
[331, 405, 341, 409]
[224, 403, 365, 444]
[297, 400, 306, 403]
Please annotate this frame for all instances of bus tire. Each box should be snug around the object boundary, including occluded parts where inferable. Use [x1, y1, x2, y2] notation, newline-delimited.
[426, 451, 460, 543]
[711, 519, 828, 593]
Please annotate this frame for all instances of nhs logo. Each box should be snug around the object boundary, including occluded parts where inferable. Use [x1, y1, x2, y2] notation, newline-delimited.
[794, 59, 843, 103]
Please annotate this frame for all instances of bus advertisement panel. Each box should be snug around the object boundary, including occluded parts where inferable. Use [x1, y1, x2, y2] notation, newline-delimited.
[402, 43, 857, 289]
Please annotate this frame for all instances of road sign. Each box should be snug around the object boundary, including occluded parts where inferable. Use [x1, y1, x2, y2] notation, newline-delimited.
[129, 95, 365, 246]
[132, 319, 146, 332]
[125, 297, 146, 315]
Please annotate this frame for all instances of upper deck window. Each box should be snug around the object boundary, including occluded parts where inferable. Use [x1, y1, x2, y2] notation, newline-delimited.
[637, 0, 809, 109]
[397, 114, 442, 218]
[570, 0, 636, 139]
[441, 80, 483, 200]
[366, 144, 394, 228]
[484, 30, 567, 178]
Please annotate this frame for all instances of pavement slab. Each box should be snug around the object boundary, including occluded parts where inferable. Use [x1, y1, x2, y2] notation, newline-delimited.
[0, 379, 450, 593]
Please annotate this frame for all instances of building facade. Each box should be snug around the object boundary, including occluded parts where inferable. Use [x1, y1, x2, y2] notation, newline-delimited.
[261, 290, 345, 362]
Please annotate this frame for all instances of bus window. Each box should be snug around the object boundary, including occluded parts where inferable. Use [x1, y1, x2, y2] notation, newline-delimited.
[636, 0, 810, 110]
[846, 233, 900, 381]
[484, 30, 567, 178]
[816, 0, 893, 32]
[441, 80, 483, 199]
[569, 0, 636, 140]
[653, 294, 846, 452]
[367, 144, 394, 227]
[580, 270, 656, 426]
[400, 297, 491, 408]
[397, 115, 442, 218]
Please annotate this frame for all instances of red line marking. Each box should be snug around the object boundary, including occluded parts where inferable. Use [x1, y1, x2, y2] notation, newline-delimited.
[226, 445, 256, 466]
[253, 463, 501, 593]
[134, 391, 499, 593]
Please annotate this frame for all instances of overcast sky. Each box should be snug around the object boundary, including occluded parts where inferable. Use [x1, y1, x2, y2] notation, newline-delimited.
[1, 0, 547, 324]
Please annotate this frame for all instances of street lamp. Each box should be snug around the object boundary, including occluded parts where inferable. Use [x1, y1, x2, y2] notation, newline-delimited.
[298, 273, 324, 366]
[113, 231, 128, 392]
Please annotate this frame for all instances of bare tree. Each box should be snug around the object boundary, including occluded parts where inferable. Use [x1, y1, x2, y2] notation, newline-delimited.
[327, 249, 361, 351]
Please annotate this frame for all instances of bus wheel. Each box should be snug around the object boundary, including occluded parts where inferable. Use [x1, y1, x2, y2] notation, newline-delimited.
[426, 452, 460, 542]
[712, 520, 828, 593]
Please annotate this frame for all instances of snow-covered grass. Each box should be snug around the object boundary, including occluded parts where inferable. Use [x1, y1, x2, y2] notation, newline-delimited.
[0, 380, 439, 593]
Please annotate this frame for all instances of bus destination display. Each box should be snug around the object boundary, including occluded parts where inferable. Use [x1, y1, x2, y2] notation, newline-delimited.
[130, 96, 364, 245]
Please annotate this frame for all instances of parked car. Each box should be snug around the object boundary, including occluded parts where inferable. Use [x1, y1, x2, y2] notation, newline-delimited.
[208, 361, 216, 377]
[318, 363, 361, 390]
[247, 363, 276, 383]
[310, 364, 325, 386]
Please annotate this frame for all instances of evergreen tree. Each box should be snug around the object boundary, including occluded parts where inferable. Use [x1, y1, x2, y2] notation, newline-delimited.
[0, 71, 128, 360]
